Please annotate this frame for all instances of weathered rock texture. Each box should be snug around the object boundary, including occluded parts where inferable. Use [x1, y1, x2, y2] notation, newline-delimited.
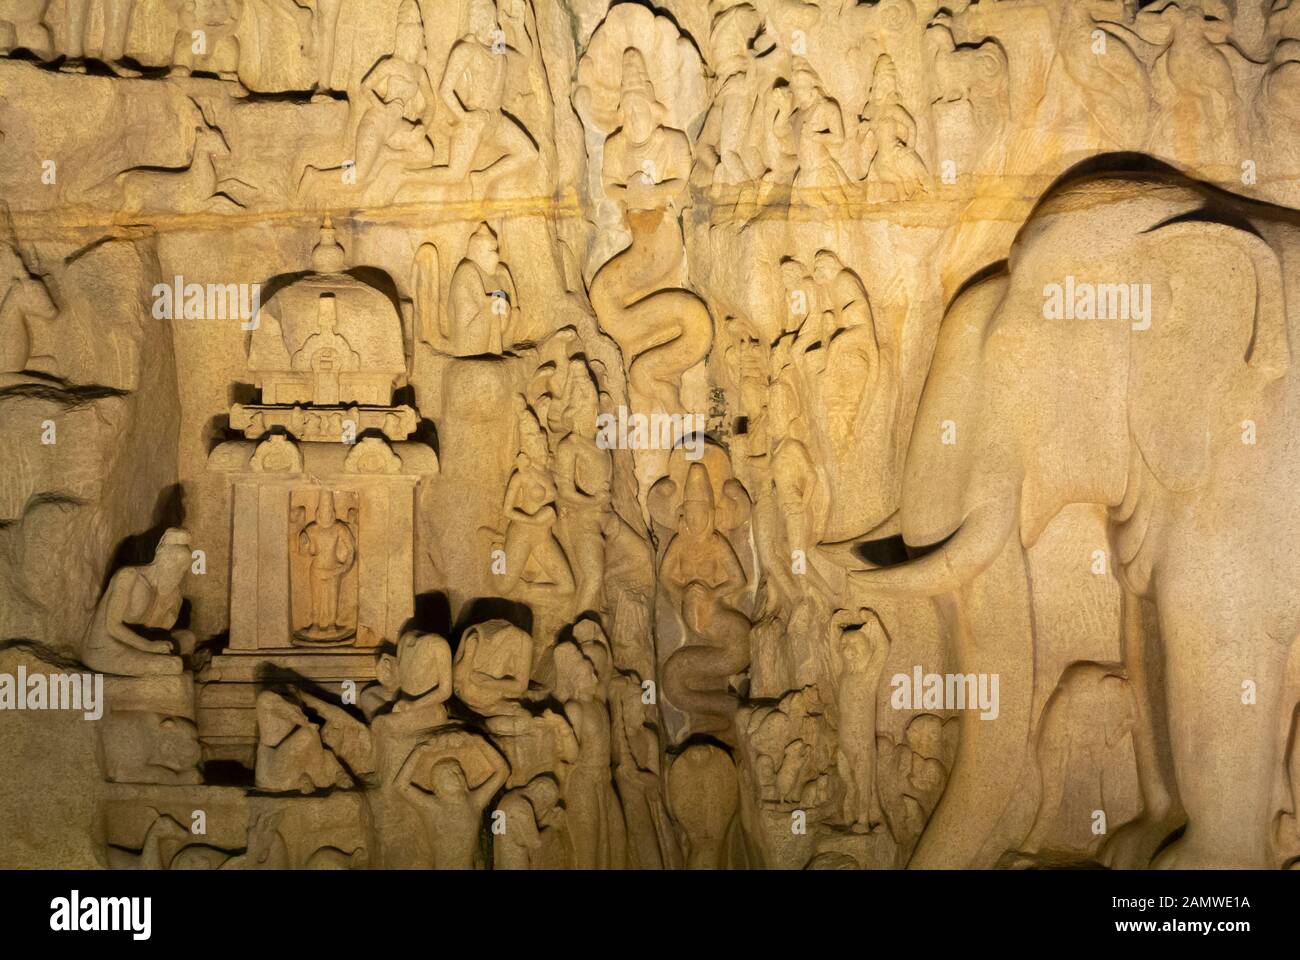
[0, 0, 1298, 871]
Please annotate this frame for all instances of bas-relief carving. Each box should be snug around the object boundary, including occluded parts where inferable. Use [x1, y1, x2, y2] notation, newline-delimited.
[2, 0, 1300, 873]
[424, 0, 539, 198]
[81, 528, 194, 678]
[445, 223, 517, 357]
[396, 730, 509, 869]
[582, 41, 712, 414]
[553, 637, 626, 868]
[650, 447, 755, 744]
[0, 213, 58, 384]
[501, 401, 574, 599]
[293, 0, 546, 207]
[254, 688, 352, 793]
[493, 774, 567, 869]
[829, 169, 1300, 870]
[290, 488, 358, 644]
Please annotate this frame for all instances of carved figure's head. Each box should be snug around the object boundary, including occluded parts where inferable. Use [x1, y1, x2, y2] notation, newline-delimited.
[315, 490, 337, 527]
[152, 528, 193, 590]
[396, 0, 425, 62]
[516, 402, 549, 463]
[680, 461, 716, 537]
[396, 630, 447, 697]
[430, 758, 469, 796]
[467, 222, 500, 273]
[812, 249, 843, 285]
[869, 54, 900, 103]
[467, 0, 499, 44]
[619, 48, 662, 145]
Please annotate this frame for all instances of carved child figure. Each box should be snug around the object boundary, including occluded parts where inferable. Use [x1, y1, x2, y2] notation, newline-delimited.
[492, 775, 568, 869]
[833, 608, 890, 832]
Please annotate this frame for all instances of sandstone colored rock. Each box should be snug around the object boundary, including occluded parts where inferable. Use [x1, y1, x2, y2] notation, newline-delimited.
[0, 0, 1297, 873]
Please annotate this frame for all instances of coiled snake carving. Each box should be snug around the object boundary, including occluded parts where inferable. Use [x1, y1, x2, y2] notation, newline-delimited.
[589, 208, 713, 411]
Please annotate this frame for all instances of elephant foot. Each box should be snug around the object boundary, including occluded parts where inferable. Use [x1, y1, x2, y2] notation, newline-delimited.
[1099, 809, 1185, 869]
[1152, 834, 1270, 870]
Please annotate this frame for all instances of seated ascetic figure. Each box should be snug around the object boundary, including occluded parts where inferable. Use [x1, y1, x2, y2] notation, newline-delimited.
[446, 223, 517, 356]
[82, 529, 194, 677]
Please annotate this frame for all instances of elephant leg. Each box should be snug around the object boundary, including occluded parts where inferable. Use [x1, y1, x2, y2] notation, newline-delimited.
[1100, 589, 1185, 867]
[316, 0, 342, 90]
[907, 534, 1034, 868]
[1153, 589, 1289, 869]
[65, 0, 88, 57]
[102, 0, 133, 61]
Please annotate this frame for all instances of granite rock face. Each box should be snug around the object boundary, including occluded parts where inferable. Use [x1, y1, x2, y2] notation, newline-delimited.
[0, 0, 1297, 871]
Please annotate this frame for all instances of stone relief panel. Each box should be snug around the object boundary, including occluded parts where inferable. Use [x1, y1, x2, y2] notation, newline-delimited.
[0, 0, 1297, 881]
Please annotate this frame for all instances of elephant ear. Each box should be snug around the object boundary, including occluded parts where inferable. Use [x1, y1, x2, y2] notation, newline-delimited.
[1131, 220, 1289, 492]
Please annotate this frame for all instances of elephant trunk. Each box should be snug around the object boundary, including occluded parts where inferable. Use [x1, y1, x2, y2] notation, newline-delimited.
[849, 486, 1021, 597]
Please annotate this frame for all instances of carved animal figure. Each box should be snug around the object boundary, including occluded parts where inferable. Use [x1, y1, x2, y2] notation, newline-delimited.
[115, 100, 242, 214]
[831, 162, 1300, 870]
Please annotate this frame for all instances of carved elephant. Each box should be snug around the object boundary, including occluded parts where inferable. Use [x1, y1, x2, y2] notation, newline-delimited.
[831, 161, 1299, 869]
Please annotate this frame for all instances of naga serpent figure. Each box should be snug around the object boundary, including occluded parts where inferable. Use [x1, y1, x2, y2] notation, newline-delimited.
[589, 48, 712, 411]
[659, 462, 751, 741]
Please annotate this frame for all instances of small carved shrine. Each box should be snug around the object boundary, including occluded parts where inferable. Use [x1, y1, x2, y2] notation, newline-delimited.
[200, 219, 437, 763]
